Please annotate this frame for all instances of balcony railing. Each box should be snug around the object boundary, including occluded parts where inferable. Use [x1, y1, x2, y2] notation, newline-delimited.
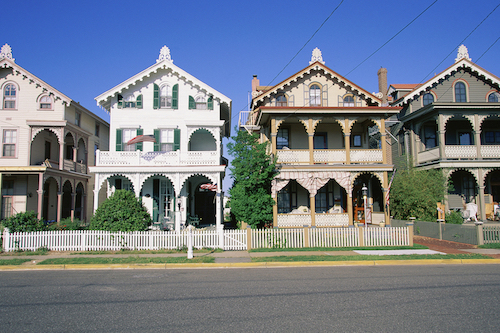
[313, 149, 346, 164]
[277, 213, 349, 227]
[277, 149, 383, 165]
[445, 145, 477, 159]
[62, 159, 87, 174]
[96, 150, 220, 166]
[417, 145, 500, 164]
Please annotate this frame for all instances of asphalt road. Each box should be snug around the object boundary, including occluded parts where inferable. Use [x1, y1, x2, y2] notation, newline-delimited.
[1, 265, 500, 332]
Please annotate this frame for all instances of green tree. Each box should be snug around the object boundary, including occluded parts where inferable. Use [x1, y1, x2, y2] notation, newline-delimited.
[390, 167, 446, 221]
[228, 129, 277, 228]
[2, 211, 45, 232]
[89, 190, 152, 231]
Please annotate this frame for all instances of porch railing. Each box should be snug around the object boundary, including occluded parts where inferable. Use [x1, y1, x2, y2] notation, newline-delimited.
[96, 150, 220, 166]
[277, 149, 383, 164]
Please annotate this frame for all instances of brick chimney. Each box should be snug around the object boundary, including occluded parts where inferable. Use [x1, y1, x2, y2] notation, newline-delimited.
[377, 67, 388, 106]
[252, 75, 260, 93]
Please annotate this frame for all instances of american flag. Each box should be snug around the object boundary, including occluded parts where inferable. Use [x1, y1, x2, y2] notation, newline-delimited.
[385, 170, 396, 207]
[200, 183, 217, 191]
[127, 135, 156, 145]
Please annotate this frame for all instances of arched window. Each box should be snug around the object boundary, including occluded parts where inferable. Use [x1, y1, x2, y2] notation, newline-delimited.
[276, 94, 287, 107]
[39, 95, 52, 109]
[160, 85, 172, 108]
[3, 84, 16, 109]
[309, 84, 321, 106]
[455, 82, 467, 102]
[488, 92, 499, 102]
[195, 96, 206, 110]
[343, 95, 354, 106]
[423, 93, 434, 106]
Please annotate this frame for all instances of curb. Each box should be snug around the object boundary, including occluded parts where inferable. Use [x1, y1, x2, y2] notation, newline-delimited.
[2, 259, 500, 270]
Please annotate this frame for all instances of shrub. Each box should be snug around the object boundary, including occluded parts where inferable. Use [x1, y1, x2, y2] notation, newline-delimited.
[47, 218, 84, 231]
[89, 190, 152, 231]
[2, 211, 45, 232]
[445, 210, 463, 224]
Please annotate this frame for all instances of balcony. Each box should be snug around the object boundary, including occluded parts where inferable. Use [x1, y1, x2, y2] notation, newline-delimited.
[96, 150, 220, 166]
[417, 145, 500, 164]
[276, 149, 383, 165]
[277, 212, 349, 227]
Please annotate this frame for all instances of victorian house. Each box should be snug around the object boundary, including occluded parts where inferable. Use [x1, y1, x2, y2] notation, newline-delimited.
[0, 44, 110, 223]
[390, 45, 500, 220]
[240, 49, 400, 227]
[90, 46, 231, 231]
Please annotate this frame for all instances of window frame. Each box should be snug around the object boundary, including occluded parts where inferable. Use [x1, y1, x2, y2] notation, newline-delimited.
[423, 92, 434, 106]
[3, 83, 17, 109]
[276, 94, 288, 107]
[39, 95, 53, 110]
[2, 128, 17, 157]
[454, 81, 467, 102]
[487, 92, 500, 103]
[160, 84, 172, 108]
[423, 124, 437, 149]
[75, 112, 81, 127]
[343, 94, 355, 107]
[276, 127, 289, 149]
[309, 84, 321, 106]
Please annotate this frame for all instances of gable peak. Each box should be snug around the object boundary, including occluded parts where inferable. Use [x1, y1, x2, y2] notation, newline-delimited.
[157, 45, 173, 63]
[455, 44, 471, 63]
[310, 47, 325, 65]
[0, 43, 14, 62]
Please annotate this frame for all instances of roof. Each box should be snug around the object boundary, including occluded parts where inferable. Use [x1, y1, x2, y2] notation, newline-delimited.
[251, 61, 382, 108]
[95, 51, 232, 112]
[393, 58, 500, 106]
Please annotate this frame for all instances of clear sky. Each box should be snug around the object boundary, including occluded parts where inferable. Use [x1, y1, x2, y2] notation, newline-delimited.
[4, 0, 500, 192]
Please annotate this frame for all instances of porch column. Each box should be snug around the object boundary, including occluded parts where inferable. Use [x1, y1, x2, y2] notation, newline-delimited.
[216, 191, 221, 227]
[308, 118, 314, 164]
[310, 196, 315, 227]
[347, 179, 353, 225]
[478, 168, 486, 221]
[57, 191, 62, 222]
[382, 171, 389, 223]
[344, 119, 351, 164]
[380, 118, 387, 164]
[273, 197, 278, 228]
[93, 189, 99, 213]
[271, 118, 277, 156]
[409, 123, 418, 166]
[474, 114, 482, 159]
[59, 141, 64, 170]
[73, 147, 77, 163]
[438, 114, 446, 161]
[37, 173, 44, 220]
[71, 193, 76, 222]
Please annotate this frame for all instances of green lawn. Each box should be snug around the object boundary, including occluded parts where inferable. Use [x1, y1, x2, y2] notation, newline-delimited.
[0, 258, 32, 265]
[251, 253, 491, 262]
[36, 256, 215, 265]
[249, 245, 428, 252]
[478, 243, 500, 249]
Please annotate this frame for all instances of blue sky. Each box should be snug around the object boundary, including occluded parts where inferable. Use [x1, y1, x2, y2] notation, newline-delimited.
[4, 0, 500, 191]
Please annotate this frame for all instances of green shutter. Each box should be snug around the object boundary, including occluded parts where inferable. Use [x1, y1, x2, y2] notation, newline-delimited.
[136, 94, 143, 109]
[136, 128, 143, 151]
[207, 96, 213, 110]
[154, 129, 160, 151]
[189, 96, 195, 109]
[117, 95, 123, 109]
[172, 84, 178, 109]
[174, 128, 180, 151]
[153, 84, 159, 109]
[116, 129, 122, 151]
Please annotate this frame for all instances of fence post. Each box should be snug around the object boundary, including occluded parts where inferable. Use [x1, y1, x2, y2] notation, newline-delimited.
[2, 227, 9, 252]
[358, 227, 364, 247]
[246, 225, 252, 251]
[304, 226, 310, 248]
[217, 224, 224, 250]
[475, 222, 484, 246]
[406, 222, 414, 246]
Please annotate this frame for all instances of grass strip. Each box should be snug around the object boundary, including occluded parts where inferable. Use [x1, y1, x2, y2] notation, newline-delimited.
[251, 253, 491, 262]
[70, 248, 223, 255]
[0, 258, 32, 265]
[37, 256, 215, 265]
[249, 245, 428, 252]
[478, 243, 500, 249]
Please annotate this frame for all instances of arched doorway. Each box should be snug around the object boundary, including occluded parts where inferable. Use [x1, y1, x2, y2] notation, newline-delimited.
[62, 180, 73, 219]
[42, 177, 58, 222]
[75, 183, 84, 221]
[352, 174, 383, 225]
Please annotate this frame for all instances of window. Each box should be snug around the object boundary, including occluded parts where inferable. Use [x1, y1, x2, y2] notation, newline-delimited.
[124, 95, 135, 108]
[122, 129, 136, 151]
[118, 94, 142, 109]
[277, 128, 289, 149]
[315, 181, 334, 213]
[313, 133, 327, 149]
[39, 95, 52, 109]
[95, 123, 100, 137]
[3, 84, 16, 109]
[423, 93, 434, 106]
[488, 92, 499, 102]
[353, 134, 362, 147]
[276, 94, 287, 107]
[195, 96, 207, 110]
[459, 132, 472, 145]
[343, 95, 354, 107]
[423, 125, 437, 149]
[2, 129, 16, 157]
[277, 181, 297, 213]
[309, 84, 321, 106]
[160, 85, 172, 108]
[455, 82, 467, 102]
[484, 131, 500, 144]
[75, 112, 81, 127]
[1, 180, 14, 219]
[45, 141, 51, 160]
[160, 129, 174, 152]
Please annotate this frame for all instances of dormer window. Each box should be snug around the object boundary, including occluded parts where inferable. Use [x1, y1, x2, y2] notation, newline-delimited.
[3, 84, 16, 109]
[454, 82, 467, 102]
[276, 94, 287, 107]
[124, 95, 136, 108]
[488, 92, 499, 102]
[309, 84, 321, 106]
[423, 93, 434, 106]
[118, 94, 143, 109]
[343, 95, 354, 107]
[39, 95, 52, 109]
[189, 95, 212, 110]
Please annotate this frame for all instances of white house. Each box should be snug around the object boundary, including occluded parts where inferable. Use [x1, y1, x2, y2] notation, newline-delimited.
[0, 43, 110, 223]
[90, 46, 231, 231]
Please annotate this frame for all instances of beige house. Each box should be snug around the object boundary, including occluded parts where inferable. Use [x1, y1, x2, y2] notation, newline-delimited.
[240, 48, 400, 227]
[390, 45, 500, 221]
[0, 44, 109, 223]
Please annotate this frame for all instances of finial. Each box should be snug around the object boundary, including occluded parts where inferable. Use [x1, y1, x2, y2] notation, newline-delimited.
[157, 45, 173, 63]
[455, 44, 471, 63]
[0, 44, 14, 62]
[310, 47, 325, 65]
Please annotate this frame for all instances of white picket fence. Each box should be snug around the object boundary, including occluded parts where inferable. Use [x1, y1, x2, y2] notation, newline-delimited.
[2, 227, 411, 252]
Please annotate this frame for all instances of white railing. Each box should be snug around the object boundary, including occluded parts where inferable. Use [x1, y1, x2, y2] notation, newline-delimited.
[315, 213, 349, 227]
[445, 145, 477, 159]
[251, 228, 304, 249]
[350, 149, 383, 163]
[481, 145, 500, 159]
[418, 147, 440, 164]
[96, 150, 220, 166]
[313, 149, 346, 163]
[2, 227, 411, 251]
[276, 149, 310, 164]
[277, 214, 312, 227]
